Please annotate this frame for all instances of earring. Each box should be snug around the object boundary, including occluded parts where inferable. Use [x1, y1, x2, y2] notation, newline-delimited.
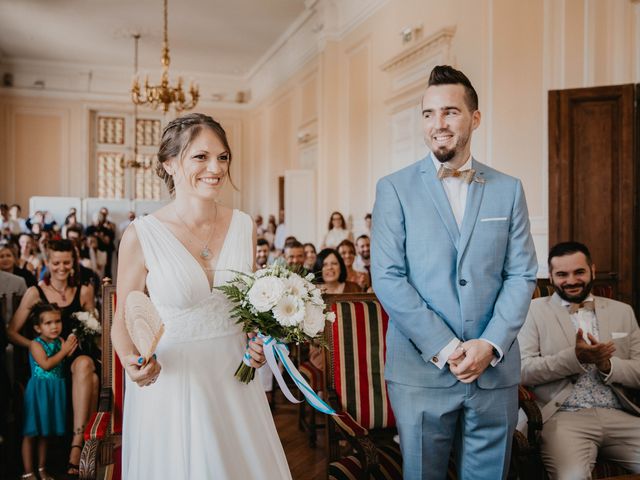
[70, 268, 75, 276]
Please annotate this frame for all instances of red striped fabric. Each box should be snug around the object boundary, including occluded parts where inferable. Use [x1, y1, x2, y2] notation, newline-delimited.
[84, 411, 111, 441]
[331, 300, 395, 430]
[111, 291, 125, 434]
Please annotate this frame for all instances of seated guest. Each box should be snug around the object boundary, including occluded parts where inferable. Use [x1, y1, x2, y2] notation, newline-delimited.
[1, 203, 21, 239]
[313, 248, 360, 295]
[18, 233, 42, 278]
[321, 211, 353, 249]
[303, 243, 317, 272]
[9, 204, 28, 233]
[0, 269, 27, 324]
[254, 214, 266, 237]
[256, 238, 270, 269]
[353, 234, 371, 275]
[62, 225, 101, 290]
[81, 234, 107, 278]
[337, 239, 369, 291]
[0, 243, 36, 287]
[284, 240, 305, 271]
[519, 241, 640, 478]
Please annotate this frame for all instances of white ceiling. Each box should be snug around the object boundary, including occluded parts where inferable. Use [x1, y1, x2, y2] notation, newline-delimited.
[0, 0, 306, 76]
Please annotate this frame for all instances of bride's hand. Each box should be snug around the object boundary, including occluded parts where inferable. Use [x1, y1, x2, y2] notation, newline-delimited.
[246, 333, 266, 369]
[123, 354, 162, 387]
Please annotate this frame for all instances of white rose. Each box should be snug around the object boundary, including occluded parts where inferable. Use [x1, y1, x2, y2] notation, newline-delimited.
[325, 311, 336, 323]
[303, 304, 326, 337]
[283, 274, 308, 298]
[310, 288, 323, 305]
[247, 276, 285, 312]
[273, 294, 306, 327]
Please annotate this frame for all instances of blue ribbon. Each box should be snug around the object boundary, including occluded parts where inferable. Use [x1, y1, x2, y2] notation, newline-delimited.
[250, 333, 335, 415]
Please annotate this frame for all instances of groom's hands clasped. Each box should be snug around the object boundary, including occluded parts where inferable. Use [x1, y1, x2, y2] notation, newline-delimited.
[448, 339, 495, 383]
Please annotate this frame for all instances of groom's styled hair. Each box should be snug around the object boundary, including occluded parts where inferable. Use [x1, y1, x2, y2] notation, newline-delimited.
[427, 65, 478, 112]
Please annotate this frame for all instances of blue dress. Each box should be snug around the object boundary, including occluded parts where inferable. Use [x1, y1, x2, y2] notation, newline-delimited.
[22, 337, 67, 437]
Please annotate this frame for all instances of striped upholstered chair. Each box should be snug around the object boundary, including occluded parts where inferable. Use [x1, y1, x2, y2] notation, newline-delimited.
[323, 293, 403, 480]
[80, 280, 124, 480]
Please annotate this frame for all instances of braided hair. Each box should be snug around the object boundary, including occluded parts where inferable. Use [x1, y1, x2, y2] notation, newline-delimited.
[156, 113, 234, 195]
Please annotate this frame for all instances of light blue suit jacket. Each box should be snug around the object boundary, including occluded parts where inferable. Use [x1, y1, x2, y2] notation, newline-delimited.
[372, 156, 537, 389]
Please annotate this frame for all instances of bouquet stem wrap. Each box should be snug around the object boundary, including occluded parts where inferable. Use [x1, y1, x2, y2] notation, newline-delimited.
[242, 332, 335, 415]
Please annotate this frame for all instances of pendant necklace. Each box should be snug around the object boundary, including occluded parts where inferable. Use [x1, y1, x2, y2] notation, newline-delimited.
[49, 283, 68, 302]
[174, 205, 218, 260]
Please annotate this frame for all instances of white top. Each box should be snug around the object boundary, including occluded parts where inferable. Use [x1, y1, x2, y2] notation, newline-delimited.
[431, 153, 472, 229]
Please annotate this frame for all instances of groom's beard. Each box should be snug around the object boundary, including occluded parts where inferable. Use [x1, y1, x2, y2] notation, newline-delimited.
[552, 274, 594, 304]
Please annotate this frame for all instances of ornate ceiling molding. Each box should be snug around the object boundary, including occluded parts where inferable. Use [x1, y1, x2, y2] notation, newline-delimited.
[380, 26, 456, 73]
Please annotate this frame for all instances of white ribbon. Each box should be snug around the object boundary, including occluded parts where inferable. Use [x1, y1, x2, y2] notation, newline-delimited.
[246, 333, 335, 415]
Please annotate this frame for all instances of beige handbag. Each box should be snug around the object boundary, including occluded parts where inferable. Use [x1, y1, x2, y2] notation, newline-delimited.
[125, 291, 165, 363]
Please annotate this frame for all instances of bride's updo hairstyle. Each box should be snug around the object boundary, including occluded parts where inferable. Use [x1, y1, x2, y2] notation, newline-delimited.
[156, 113, 234, 196]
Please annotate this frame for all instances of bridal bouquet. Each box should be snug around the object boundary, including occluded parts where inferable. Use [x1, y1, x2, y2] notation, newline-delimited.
[218, 264, 335, 383]
[71, 309, 101, 351]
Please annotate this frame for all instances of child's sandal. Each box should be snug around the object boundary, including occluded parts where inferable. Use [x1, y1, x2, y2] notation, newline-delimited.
[37, 467, 55, 480]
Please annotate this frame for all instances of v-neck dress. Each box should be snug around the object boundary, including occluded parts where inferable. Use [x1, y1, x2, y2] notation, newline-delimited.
[122, 210, 291, 480]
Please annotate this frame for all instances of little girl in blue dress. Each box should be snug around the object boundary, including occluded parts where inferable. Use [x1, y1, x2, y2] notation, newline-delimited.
[21, 302, 78, 480]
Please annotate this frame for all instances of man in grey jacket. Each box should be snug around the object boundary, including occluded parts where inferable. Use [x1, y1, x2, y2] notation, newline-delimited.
[519, 241, 640, 478]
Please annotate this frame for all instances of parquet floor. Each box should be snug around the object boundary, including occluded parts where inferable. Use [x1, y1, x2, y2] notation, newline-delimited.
[272, 389, 328, 480]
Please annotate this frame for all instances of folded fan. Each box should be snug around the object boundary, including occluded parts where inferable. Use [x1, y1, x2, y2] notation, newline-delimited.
[125, 291, 164, 363]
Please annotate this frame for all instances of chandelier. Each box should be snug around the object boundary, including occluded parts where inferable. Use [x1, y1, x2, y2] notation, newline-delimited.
[130, 0, 199, 113]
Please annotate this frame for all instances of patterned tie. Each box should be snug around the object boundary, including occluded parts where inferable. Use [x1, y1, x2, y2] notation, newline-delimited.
[437, 165, 476, 184]
[568, 300, 595, 314]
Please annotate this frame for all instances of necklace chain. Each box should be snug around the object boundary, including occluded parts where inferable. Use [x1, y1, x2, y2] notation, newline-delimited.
[173, 205, 218, 260]
[49, 282, 68, 302]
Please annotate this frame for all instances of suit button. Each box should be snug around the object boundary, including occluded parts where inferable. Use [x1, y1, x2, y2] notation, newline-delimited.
[432, 356, 439, 363]
[459, 279, 467, 286]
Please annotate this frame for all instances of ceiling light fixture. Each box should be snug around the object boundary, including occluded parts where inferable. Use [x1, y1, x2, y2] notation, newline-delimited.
[130, 0, 199, 113]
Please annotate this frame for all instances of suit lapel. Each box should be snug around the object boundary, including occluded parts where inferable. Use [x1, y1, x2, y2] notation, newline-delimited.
[457, 159, 485, 259]
[549, 293, 578, 345]
[420, 157, 460, 247]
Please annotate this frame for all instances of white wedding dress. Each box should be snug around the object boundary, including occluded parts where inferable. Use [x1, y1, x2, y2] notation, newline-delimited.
[122, 210, 292, 480]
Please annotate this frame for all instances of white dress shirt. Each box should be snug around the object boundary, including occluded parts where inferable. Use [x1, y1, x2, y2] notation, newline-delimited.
[560, 295, 613, 380]
[429, 153, 501, 369]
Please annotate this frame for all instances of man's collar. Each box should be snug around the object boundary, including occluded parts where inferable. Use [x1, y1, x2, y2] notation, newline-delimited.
[560, 294, 595, 308]
[430, 152, 473, 172]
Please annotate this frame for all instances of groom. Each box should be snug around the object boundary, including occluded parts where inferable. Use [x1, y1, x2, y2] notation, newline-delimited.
[371, 65, 537, 479]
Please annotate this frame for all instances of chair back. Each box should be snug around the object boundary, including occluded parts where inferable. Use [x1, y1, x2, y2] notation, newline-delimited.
[100, 281, 124, 434]
[325, 293, 395, 430]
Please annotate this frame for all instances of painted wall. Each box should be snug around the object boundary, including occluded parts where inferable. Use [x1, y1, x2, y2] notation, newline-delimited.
[1, 0, 638, 270]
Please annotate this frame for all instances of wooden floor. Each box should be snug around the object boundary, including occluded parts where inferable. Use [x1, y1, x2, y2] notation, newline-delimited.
[272, 389, 328, 480]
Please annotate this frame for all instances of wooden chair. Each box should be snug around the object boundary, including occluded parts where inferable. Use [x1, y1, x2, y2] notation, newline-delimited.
[323, 293, 403, 479]
[80, 280, 124, 480]
[298, 343, 325, 447]
[517, 279, 632, 479]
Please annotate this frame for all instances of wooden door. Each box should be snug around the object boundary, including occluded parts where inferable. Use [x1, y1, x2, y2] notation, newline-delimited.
[548, 84, 639, 309]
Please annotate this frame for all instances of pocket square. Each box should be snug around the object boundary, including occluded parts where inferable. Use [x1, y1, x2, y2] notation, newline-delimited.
[480, 217, 508, 222]
[612, 332, 628, 339]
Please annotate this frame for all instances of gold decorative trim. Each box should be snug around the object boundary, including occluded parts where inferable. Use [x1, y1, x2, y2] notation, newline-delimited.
[380, 26, 456, 73]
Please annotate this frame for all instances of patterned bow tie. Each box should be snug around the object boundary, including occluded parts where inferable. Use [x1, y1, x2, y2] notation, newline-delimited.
[437, 165, 476, 184]
[568, 301, 595, 314]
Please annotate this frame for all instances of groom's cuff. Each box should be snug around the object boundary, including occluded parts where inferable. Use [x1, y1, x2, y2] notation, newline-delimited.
[430, 337, 461, 369]
[481, 339, 503, 367]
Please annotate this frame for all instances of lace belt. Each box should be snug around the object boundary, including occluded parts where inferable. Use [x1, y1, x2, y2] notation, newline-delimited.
[156, 296, 241, 342]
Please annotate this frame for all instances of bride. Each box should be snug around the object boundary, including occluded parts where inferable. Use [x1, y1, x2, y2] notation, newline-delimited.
[111, 113, 292, 479]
